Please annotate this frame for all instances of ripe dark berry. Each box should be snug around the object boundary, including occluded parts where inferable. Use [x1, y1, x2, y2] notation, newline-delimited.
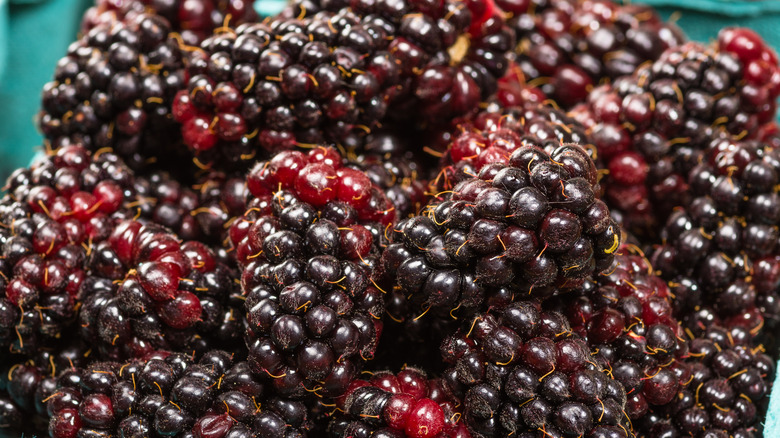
[39, 14, 187, 171]
[233, 147, 394, 398]
[651, 141, 780, 338]
[638, 333, 774, 438]
[0, 146, 140, 355]
[504, 1, 685, 107]
[380, 138, 618, 322]
[571, 32, 780, 238]
[81, 0, 258, 45]
[440, 305, 631, 436]
[77, 219, 243, 359]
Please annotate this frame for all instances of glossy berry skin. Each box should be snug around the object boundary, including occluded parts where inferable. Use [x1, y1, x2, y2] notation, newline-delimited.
[129, 170, 248, 244]
[505, 1, 685, 108]
[234, 147, 394, 398]
[380, 139, 619, 324]
[81, 0, 258, 45]
[549, 242, 689, 422]
[571, 33, 780, 238]
[16, 351, 312, 437]
[285, 0, 514, 121]
[432, 99, 599, 192]
[639, 335, 774, 438]
[651, 142, 780, 336]
[440, 304, 631, 437]
[39, 13, 187, 171]
[350, 129, 430, 219]
[327, 367, 467, 437]
[176, 0, 514, 169]
[0, 146, 139, 355]
[77, 219, 243, 360]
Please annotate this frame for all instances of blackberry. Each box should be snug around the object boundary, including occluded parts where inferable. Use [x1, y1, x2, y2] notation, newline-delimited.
[650, 141, 780, 337]
[432, 99, 599, 193]
[0, 146, 136, 355]
[78, 219, 243, 359]
[35, 351, 312, 438]
[174, 0, 514, 167]
[82, 0, 258, 45]
[548, 243, 690, 422]
[570, 31, 780, 237]
[380, 140, 619, 322]
[231, 147, 394, 398]
[39, 13, 186, 171]
[440, 305, 632, 437]
[638, 335, 774, 438]
[326, 367, 468, 437]
[505, 0, 685, 107]
[285, 0, 515, 120]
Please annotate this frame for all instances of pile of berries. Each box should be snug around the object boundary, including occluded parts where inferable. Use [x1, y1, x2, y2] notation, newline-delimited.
[2, 0, 780, 437]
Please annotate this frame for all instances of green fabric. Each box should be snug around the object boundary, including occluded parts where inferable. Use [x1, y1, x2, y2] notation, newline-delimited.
[0, 0, 91, 181]
[638, 0, 780, 16]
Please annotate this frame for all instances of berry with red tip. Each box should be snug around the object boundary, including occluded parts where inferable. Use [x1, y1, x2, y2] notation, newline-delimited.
[234, 147, 394, 398]
[327, 367, 467, 438]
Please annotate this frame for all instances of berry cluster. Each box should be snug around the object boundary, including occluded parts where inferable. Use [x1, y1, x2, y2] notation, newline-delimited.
[433, 100, 597, 192]
[440, 304, 632, 437]
[640, 334, 774, 437]
[82, 0, 259, 44]
[381, 140, 618, 320]
[39, 13, 186, 170]
[549, 244, 690, 422]
[652, 140, 780, 335]
[505, 0, 685, 107]
[0, 146, 135, 355]
[5, 0, 780, 437]
[571, 31, 780, 236]
[328, 367, 468, 437]
[79, 219, 242, 359]
[231, 147, 393, 397]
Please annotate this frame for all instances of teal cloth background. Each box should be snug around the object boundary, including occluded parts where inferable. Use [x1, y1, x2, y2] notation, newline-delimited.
[0, 1, 778, 437]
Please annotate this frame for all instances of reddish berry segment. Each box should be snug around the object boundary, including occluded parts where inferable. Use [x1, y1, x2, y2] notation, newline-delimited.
[81, 0, 258, 45]
[328, 367, 466, 437]
[0, 146, 136, 355]
[548, 242, 689, 422]
[380, 136, 618, 325]
[78, 219, 242, 359]
[3, 351, 311, 438]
